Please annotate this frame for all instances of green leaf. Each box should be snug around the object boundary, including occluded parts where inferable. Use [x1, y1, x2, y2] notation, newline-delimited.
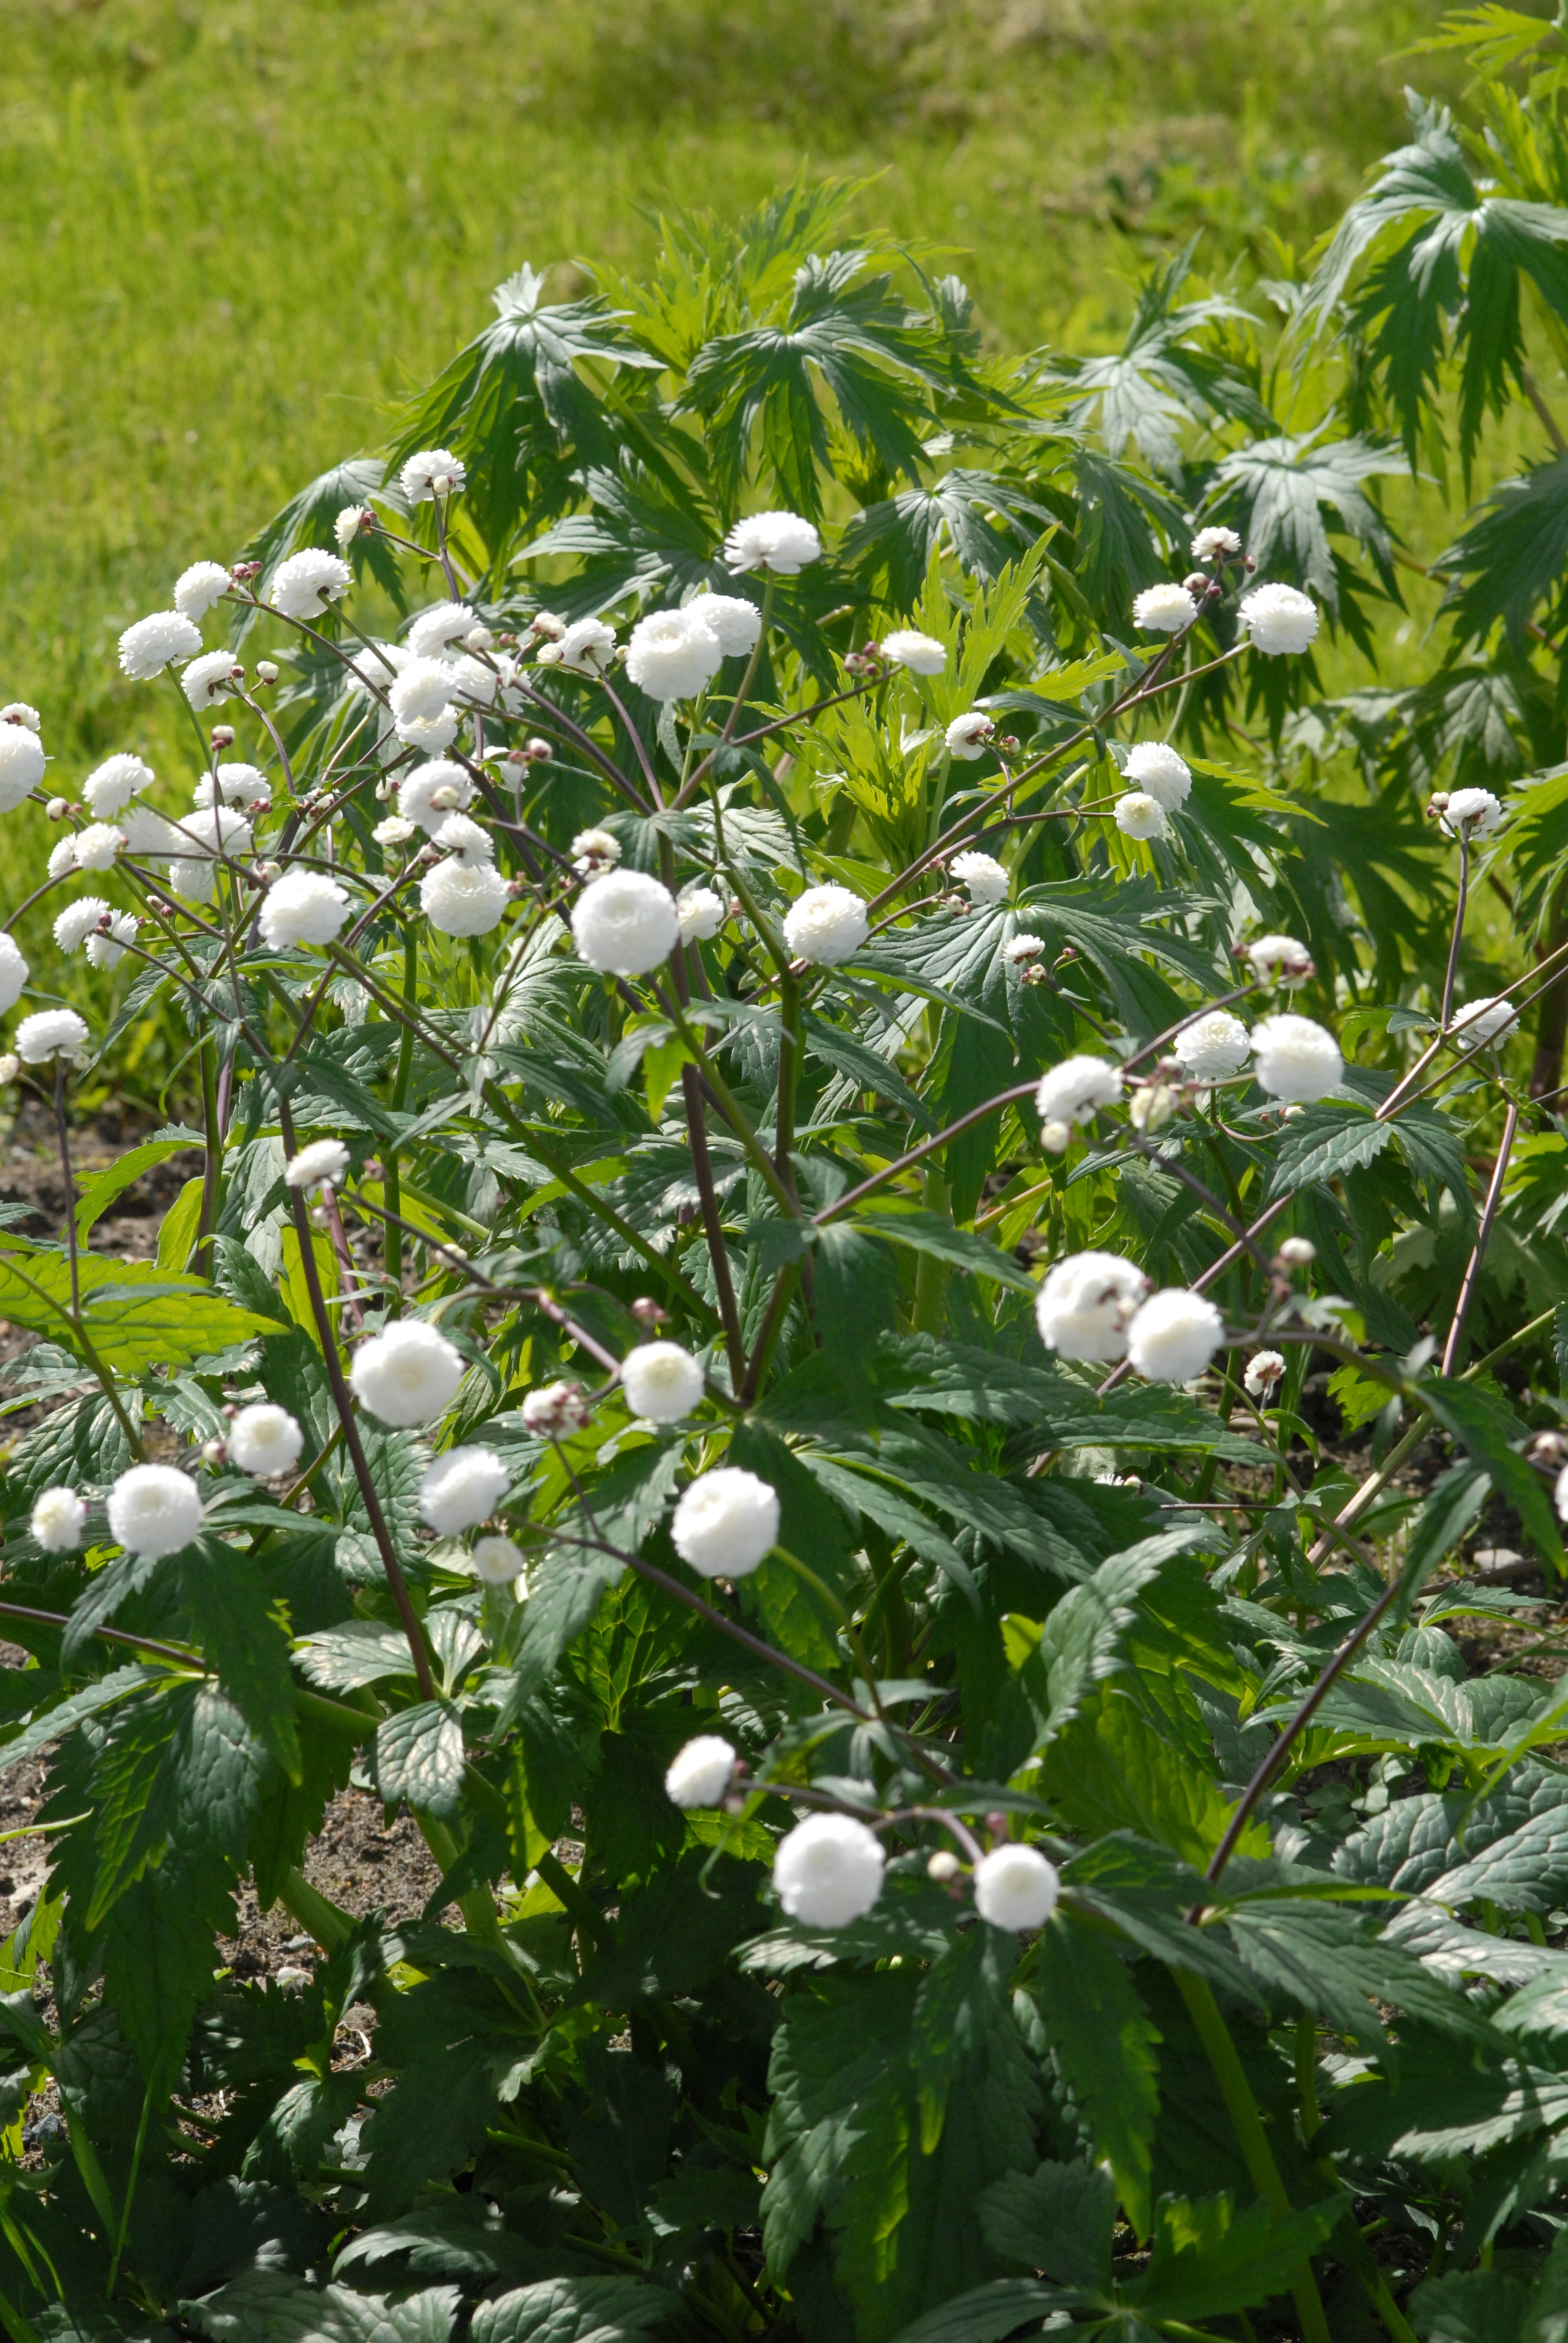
[1125, 2190, 1343, 2323]
[975, 2158, 1115, 2290]
[155, 1176, 205, 1274]
[887, 2282, 1082, 2343]
[1027, 1918, 1160, 2238]
[1005, 1530, 1198, 1749]
[469, 2278, 673, 2343]
[852, 1210, 1038, 1295]
[375, 1702, 466, 1823]
[178, 1547, 302, 1780]
[1422, 1375, 1565, 1573]
[298, 1621, 420, 1692]
[0, 1251, 273, 1374]
[1039, 1691, 1256, 1867]
[74, 1136, 198, 1242]
[1266, 1104, 1393, 1199]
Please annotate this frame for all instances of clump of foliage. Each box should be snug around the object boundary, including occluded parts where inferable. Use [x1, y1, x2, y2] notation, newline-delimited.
[12, 12, 1568, 2339]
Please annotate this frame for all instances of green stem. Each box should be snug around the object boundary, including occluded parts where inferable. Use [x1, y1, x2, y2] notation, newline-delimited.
[383, 925, 419, 1317]
[105, 2083, 153, 2298]
[664, 996, 797, 1214]
[911, 1167, 949, 1334]
[1175, 1973, 1331, 2343]
[534, 1846, 603, 1944]
[278, 1865, 357, 1953]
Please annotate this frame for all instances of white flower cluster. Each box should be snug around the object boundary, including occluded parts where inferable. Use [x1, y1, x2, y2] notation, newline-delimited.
[1035, 1248, 1224, 1381]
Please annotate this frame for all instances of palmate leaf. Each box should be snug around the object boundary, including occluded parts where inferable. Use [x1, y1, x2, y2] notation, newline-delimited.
[1043, 238, 1271, 483]
[1307, 95, 1568, 470]
[1207, 430, 1404, 605]
[679, 249, 979, 519]
[1123, 2191, 1344, 2325]
[1438, 456, 1568, 647]
[514, 460, 722, 619]
[231, 455, 404, 638]
[388, 264, 663, 566]
[838, 469, 1059, 609]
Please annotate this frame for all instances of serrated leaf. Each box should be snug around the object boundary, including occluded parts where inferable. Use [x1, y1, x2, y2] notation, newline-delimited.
[1027, 1918, 1160, 2238]
[375, 1702, 466, 1823]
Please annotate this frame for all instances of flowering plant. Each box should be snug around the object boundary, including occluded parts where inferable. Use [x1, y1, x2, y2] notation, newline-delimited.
[8, 66, 1568, 2337]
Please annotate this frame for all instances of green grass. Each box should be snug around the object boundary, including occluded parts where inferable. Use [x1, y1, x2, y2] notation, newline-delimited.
[0, 0, 1474, 1095]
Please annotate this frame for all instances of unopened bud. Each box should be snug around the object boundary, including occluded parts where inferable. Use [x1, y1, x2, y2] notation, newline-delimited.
[1528, 1429, 1568, 1469]
[1182, 572, 1210, 598]
[529, 611, 566, 643]
[926, 1850, 961, 1883]
[230, 560, 262, 583]
[985, 1811, 1010, 1843]
[524, 736, 552, 763]
[430, 785, 460, 811]
[45, 797, 69, 822]
[1040, 1119, 1072, 1155]
[630, 1296, 670, 1326]
[464, 626, 494, 654]
[0, 1055, 19, 1086]
[1276, 1236, 1316, 1267]
[255, 860, 282, 884]
[211, 724, 236, 750]
[201, 1438, 227, 1467]
[255, 660, 279, 686]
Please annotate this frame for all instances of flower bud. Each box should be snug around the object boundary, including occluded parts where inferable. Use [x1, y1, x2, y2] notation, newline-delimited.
[1182, 572, 1210, 597]
[1040, 1118, 1072, 1155]
[1529, 1429, 1568, 1469]
[464, 626, 494, 654]
[45, 797, 69, 821]
[524, 736, 552, 763]
[430, 785, 460, 811]
[201, 1437, 227, 1467]
[211, 724, 236, 750]
[1276, 1236, 1316, 1267]
[255, 860, 282, 884]
[926, 1850, 961, 1883]
[0, 1055, 19, 1086]
[230, 560, 262, 582]
[529, 611, 566, 643]
[255, 660, 279, 685]
[631, 1296, 670, 1326]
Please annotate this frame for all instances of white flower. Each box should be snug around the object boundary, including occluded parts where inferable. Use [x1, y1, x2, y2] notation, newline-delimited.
[73, 822, 125, 873]
[335, 503, 373, 550]
[671, 1466, 780, 1579]
[173, 805, 253, 871]
[390, 658, 460, 750]
[432, 811, 494, 863]
[1277, 1236, 1316, 1266]
[1124, 742, 1191, 810]
[1451, 994, 1519, 1052]
[0, 1056, 19, 1085]
[1127, 1288, 1226, 1383]
[47, 837, 77, 879]
[119, 805, 184, 862]
[229, 1404, 305, 1476]
[1250, 1012, 1344, 1103]
[472, 1533, 527, 1590]
[422, 856, 510, 937]
[269, 549, 353, 621]
[678, 886, 726, 943]
[449, 653, 499, 707]
[0, 704, 40, 731]
[973, 1843, 1059, 1932]
[782, 883, 868, 967]
[173, 560, 232, 618]
[1557, 1461, 1568, 1526]
[1116, 791, 1168, 842]
[949, 850, 1008, 905]
[0, 936, 27, 1015]
[693, 594, 762, 656]
[1244, 1349, 1287, 1400]
[53, 897, 111, 954]
[622, 1342, 705, 1424]
[547, 617, 618, 677]
[626, 608, 723, 701]
[723, 511, 822, 574]
[1192, 527, 1242, 561]
[407, 601, 478, 658]
[1004, 932, 1045, 966]
[946, 711, 995, 760]
[82, 753, 154, 819]
[118, 611, 203, 681]
[31, 1486, 85, 1553]
[106, 1463, 204, 1558]
[350, 1319, 465, 1429]
[665, 1735, 737, 1809]
[400, 760, 474, 834]
[1175, 1011, 1251, 1082]
[774, 1814, 884, 1928]
[1035, 1055, 1122, 1128]
[1439, 788, 1505, 842]
[0, 726, 45, 813]
[260, 871, 350, 951]
[16, 1008, 87, 1063]
[200, 761, 270, 810]
[1132, 583, 1197, 634]
[1240, 583, 1319, 657]
[572, 827, 621, 873]
[87, 911, 139, 971]
[571, 869, 679, 977]
[880, 629, 946, 675]
[1034, 1251, 1149, 1363]
[181, 650, 242, 710]
[373, 816, 416, 850]
[400, 447, 467, 502]
[419, 1445, 510, 1535]
[521, 1380, 589, 1439]
[284, 1138, 350, 1191]
[1244, 933, 1313, 985]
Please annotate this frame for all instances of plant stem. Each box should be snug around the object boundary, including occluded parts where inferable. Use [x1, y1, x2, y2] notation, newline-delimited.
[1440, 836, 1469, 1032]
[382, 926, 419, 1316]
[195, 1035, 221, 1277]
[276, 1097, 437, 1702]
[681, 1064, 746, 1386]
[1175, 1973, 1332, 2343]
[1440, 1099, 1518, 1376]
[51, 1060, 80, 1320]
[815, 1081, 1040, 1224]
[279, 1865, 357, 1953]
